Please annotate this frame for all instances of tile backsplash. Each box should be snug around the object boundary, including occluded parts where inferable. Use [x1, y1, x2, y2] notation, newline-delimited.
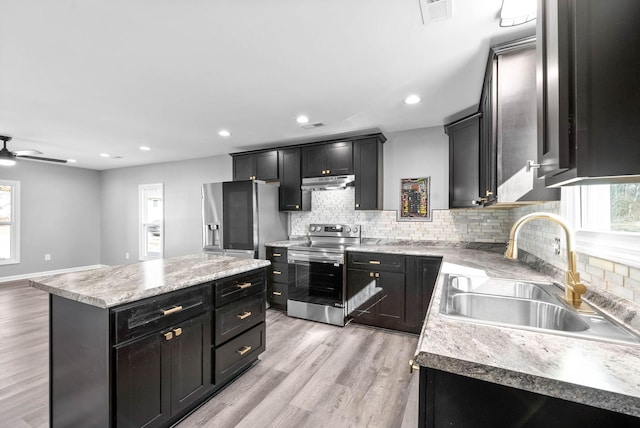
[289, 188, 511, 242]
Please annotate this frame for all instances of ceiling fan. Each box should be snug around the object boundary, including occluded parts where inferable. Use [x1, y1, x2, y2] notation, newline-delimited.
[0, 135, 68, 166]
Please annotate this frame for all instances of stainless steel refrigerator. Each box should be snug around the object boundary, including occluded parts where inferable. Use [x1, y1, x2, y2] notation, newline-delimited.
[202, 180, 288, 259]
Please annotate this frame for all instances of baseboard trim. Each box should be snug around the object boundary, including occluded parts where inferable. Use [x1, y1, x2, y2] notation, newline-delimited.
[0, 264, 108, 283]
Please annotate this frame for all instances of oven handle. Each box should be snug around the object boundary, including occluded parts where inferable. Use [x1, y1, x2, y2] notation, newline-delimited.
[288, 256, 343, 265]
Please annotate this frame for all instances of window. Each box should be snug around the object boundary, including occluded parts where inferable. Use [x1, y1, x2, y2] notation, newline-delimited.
[563, 184, 640, 268]
[139, 183, 163, 260]
[0, 180, 20, 265]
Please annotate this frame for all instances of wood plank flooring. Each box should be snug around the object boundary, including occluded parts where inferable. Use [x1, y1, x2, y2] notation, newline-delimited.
[0, 281, 419, 428]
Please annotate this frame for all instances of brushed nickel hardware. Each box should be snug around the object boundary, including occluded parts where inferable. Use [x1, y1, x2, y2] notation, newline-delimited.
[505, 212, 587, 309]
[273, 291, 282, 296]
[326, 169, 331, 174]
[355, 203, 360, 208]
[237, 282, 252, 289]
[369, 272, 380, 278]
[369, 260, 381, 265]
[273, 270, 282, 275]
[485, 190, 493, 197]
[369, 272, 374, 277]
[161, 305, 183, 316]
[173, 327, 182, 337]
[295, 205, 299, 209]
[237, 345, 252, 356]
[526, 160, 541, 172]
[409, 359, 420, 373]
[272, 253, 282, 257]
[163, 332, 173, 341]
[321, 170, 326, 174]
[237, 311, 252, 320]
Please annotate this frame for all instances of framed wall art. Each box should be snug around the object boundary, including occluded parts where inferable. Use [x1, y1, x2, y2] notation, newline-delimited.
[399, 177, 431, 221]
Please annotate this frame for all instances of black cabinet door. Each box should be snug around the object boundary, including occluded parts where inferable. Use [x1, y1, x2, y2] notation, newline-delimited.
[116, 332, 170, 428]
[346, 268, 379, 324]
[302, 141, 353, 177]
[233, 154, 256, 181]
[254, 151, 278, 181]
[354, 137, 383, 210]
[406, 256, 442, 333]
[278, 147, 310, 211]
[169, 313, 212, 416]
[347, 268, 406, 331]
[446, 114, 482, 208]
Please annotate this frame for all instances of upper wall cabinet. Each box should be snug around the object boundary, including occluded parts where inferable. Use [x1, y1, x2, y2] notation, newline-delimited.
[537, 0, 640, 186]
[354, 136, 384, 210]
[232, 150, 278, 181]
[278, 147, 310, 211]
[302, 141, 353, 178]
[446, 113, 482, 208]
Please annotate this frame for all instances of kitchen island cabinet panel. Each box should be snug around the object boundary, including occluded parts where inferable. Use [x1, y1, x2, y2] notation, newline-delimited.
[214, 293, 265, 346]
[215, 322, 265, 386]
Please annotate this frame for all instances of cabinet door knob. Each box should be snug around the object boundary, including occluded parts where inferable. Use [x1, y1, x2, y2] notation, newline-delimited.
[237, 282, 252, 289]
[173, 328, 182, 337]
[295, 205, 300, 209]
[369, 272, 381, 278]
[237, 345, 252, 356]
[237, 311, 252, 320]
[163, 332, 173, 341]
[355, 203, 360, 208]
[326, 169, 331, 174]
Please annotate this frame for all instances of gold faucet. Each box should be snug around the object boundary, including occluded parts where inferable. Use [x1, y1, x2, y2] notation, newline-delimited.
[505, 212, 587, 309]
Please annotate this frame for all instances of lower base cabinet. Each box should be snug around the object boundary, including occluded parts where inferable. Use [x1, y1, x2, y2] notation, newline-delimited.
[419, 368, 640, 427]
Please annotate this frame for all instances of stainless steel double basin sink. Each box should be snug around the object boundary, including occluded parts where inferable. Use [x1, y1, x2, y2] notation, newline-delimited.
[439, 274, 640, 344]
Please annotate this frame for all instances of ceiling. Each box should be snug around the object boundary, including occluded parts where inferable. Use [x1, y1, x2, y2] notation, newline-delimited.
[0, 0, 535, 170]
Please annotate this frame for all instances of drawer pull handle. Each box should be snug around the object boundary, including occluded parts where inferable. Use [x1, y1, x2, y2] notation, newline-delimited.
[273, 253, 282, 257]
[237, 282, 252, 289]
[273, 270, 282, 275]
[237, 345, 252, 356]
[273, 291, 282, 296]
[369, 260, 381, 265]
[161, 305, 183, 316]
[163, 332, 173, 341]
[237, 311, 252, 320]
[173, 328, 182, 337]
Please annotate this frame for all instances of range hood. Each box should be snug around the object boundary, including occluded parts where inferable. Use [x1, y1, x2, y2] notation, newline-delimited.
[301, 175, 355, 191]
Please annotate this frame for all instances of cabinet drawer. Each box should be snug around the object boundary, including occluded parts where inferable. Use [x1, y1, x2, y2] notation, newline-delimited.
[113, 285, 211, 344]
[269, 262, 290, 283]
[215, 323, 265, 386]
[347, 252, 405, 273]
[213, 269, 266, 308]
[214, 294, 265, 346]
[266, 247, 288, 264]
[267, 282, 288, 305]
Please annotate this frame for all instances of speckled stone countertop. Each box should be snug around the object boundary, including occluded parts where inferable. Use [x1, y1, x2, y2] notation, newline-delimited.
[348, 243, 640, 417]
[265, 239, 309, 248]
[29, 253, 270, 309]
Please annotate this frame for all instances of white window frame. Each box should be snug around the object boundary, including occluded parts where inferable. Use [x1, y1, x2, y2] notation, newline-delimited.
[562, 186, 640, 268]
[0, 179, 20, 265]
[138, 183, 164, 261]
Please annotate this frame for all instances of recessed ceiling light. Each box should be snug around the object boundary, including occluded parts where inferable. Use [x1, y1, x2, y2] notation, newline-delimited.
[404, 95, 421, 105]
[218, 129, 231, 137]
[139, 146, 151, 151]
[100, 153, 110, 158]
[296, 115, 310, 124]
[67, 159, 77, 163]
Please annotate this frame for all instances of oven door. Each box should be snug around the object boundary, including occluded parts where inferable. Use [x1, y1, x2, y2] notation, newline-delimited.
[288, 259, 344, 307]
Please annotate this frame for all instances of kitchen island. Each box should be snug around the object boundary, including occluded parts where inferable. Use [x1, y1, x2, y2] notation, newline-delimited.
[364, 244, 640, 427]
[29, 253, 270, 428]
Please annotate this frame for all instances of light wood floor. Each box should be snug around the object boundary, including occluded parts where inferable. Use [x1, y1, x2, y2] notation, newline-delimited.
[0, 281, 419, 428]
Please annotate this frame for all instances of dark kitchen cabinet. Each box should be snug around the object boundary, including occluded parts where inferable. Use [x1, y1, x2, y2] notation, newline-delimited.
[419, 368, 639, 428]
[115, 313, 212, 428]
[347, 252, 441, 334]
[266, 246, 292, 309]
[278, 147, 310, 211]
[537, 0, 640, 186]
[232, 150, 278, 181]
[302, 141, 353, 178]
[446, 113, 482, 208]
[354, 137, 384, 210]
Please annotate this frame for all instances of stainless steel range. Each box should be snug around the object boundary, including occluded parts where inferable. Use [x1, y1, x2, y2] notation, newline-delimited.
[287, 224, 361, 326]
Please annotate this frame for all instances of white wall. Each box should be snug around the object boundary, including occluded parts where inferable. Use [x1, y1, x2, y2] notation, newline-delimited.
[0, 161, 101, 277]
[100, 155, 232, 266]
[383, 126, 449, 211]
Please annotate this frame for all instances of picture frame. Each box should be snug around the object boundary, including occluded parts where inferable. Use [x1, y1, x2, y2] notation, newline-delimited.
[399, 177, 431, 221]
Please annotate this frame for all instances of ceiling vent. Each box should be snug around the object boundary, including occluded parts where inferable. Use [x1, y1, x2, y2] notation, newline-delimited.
[419, 0, 454, 24]
[300, 122, 325, 129]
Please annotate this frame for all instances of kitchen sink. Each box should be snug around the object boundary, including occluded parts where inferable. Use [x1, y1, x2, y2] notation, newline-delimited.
[440, 274, 640, 344]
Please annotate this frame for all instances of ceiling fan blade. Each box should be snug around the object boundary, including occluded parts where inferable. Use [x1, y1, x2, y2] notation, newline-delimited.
[14, 149, 43, 156]
[17, 155, 68, 164]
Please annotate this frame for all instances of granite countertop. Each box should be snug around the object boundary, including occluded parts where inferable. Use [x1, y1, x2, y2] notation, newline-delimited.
[29, 253, 270, 309]
[366, 244, 640, 418]
[265, 239, 309, 248]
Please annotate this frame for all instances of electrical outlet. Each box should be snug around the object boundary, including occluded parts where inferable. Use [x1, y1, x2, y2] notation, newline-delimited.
[44, 254, 51, 261]
[125, 252, 130, 260]
[554, 238, 561, 255]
